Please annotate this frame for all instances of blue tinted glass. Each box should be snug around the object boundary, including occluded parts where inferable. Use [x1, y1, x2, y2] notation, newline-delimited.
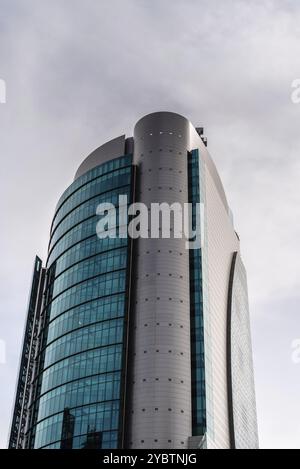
[28, 155, 132, 449]
[188, 149, 207, 436]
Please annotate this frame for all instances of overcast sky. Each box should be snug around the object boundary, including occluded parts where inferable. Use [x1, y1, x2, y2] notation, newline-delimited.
[0, 0, 300, 449]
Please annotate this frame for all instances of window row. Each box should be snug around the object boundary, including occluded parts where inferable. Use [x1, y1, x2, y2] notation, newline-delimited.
[47, 204, 130, 269]
[48, 233, 127, 280]
[47, 270, 126, 323]
[189, 149, 207, 436]
[47, 294, 125, 343]
[49, 185, 131, 252]
[40, 344, 123, 394]
[52, 167, 132, 234]
[44, 319, 124, 368]
[41, 430, 119, 449]
[54, 154, 132, 219]
[34, 400, 120, 449]
[49, 247, 127, 300]
[37, 372, 121, 422]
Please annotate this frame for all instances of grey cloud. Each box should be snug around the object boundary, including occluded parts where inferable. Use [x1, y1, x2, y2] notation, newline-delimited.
[0, 0, 300, 448]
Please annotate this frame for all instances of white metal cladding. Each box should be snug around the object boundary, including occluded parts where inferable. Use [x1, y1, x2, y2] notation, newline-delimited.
[203, 166, 239, 448]
[188, 124, 244, 449]
[230, 254, 259, 449]
[74, 135, 126, 180]
[128, 112, 192, 449]
[79, 111, 257, 451]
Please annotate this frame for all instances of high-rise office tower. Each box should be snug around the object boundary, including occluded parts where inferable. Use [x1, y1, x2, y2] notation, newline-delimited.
[9, 112, 258, 450]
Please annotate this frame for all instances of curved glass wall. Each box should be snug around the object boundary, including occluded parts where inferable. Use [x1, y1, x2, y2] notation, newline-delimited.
[27, 154, 133, 449]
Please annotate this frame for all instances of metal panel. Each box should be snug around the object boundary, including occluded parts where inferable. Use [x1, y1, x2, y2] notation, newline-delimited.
[128, 112, 192, 449]
[227, 252, 259, 449]
[75, 136, 126, 180]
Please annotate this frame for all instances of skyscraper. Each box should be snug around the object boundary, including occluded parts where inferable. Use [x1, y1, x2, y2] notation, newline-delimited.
[9, 112, 258, 450]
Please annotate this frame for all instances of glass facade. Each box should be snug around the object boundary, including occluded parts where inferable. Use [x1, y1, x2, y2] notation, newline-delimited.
[188, 150, 207, 437]
[26, 154, 133, 449]
[9, 114, 258, 450]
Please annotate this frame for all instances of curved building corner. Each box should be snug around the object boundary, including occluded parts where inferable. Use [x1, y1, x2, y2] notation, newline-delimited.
[9, 111, 259, 450]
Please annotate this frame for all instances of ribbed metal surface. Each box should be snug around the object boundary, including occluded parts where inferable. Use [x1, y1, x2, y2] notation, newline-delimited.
[229, 253, 259, 449]
[128, 112, 192, 449]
